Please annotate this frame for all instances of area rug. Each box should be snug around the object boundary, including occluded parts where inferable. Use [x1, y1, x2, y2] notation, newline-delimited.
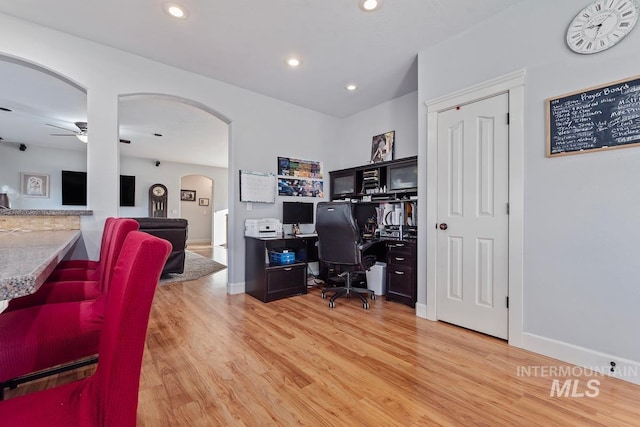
[159, 250, 227, 285]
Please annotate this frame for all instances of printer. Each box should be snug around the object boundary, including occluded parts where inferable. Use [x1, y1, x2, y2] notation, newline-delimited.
[245, 218, 282, 238]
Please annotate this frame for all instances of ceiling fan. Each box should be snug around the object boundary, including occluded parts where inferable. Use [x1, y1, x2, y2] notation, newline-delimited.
[47, 122, 131, 144]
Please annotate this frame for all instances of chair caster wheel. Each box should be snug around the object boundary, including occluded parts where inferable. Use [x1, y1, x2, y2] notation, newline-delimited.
[371, 294, 376, 300]
[329, 301, 335, 308]
[321, 293, 327, 299]
[363, 302, 369, 310]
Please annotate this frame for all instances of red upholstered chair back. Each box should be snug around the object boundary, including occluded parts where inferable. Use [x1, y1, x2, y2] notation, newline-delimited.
[98, 218, 139, 293]
[77, 217, 116, 283]
[92, 231, 170, 426]
[99, 217, 116, 262]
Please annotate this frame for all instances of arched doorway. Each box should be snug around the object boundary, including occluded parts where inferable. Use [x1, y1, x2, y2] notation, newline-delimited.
[117, 93, 230, 242]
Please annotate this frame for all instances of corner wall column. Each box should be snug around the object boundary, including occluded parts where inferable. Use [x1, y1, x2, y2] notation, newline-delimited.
[84, 89, 119, 258]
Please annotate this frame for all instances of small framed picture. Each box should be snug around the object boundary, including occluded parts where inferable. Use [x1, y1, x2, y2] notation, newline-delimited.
[370, 130, 395, 163]
[180, 189, 196, 201]
[198, 198, 209, 206]
[21, 172, 50, 198]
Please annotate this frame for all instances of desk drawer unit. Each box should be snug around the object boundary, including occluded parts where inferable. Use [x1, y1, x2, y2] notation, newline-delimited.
[265, 264, 307, 302]
[385, 240, 416, 308]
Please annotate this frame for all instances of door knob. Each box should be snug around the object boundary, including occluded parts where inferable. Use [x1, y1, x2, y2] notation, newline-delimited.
[439, 223, 448, 230]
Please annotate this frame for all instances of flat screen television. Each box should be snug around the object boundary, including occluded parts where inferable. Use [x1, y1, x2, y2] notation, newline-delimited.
[62, 171, 136, 206]
[120, 175, 136, 207]
[61, 170, 87, 206]
[282, 201, 314, 224]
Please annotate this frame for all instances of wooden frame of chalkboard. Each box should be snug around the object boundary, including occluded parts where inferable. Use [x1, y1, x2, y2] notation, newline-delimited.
[546, 75, 640, 157]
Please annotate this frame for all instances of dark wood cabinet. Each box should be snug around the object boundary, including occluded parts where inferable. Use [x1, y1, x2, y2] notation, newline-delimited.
[265, 264, 307, 301]
[329, 170, 358, 199]
[385, 240, 416, 308]
[329, 156, 416, 202]
[328, 156, 419, 309]
[245, 236, 315, 302]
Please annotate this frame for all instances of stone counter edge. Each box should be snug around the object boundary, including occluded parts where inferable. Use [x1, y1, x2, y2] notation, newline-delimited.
[0, 209, 93, 216]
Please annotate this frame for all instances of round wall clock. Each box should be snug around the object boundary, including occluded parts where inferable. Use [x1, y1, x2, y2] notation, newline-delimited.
[566, 0, 639, 54]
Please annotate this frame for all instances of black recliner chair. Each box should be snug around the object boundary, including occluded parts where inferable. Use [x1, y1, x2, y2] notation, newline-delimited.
[131, 218, 188, 275]
[316, 201, 377, 309]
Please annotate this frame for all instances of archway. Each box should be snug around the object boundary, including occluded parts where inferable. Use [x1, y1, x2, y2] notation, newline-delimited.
[0, 55, 87, 210]
[117, 94, 229, 248]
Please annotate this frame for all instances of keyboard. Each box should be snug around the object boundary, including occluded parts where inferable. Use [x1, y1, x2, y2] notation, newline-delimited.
[296, 233, 318, 238]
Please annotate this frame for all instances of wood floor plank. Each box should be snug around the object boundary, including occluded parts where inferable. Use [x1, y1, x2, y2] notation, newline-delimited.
[5, 258, 640, 425]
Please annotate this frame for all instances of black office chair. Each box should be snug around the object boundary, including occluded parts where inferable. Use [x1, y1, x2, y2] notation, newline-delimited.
[316, 201, 377, 309]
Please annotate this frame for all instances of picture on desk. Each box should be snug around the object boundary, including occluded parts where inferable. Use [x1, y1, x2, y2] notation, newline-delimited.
[278, 177, 324, 198]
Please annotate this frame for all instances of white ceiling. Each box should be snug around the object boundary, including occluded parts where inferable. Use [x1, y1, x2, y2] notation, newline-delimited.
[0, 0, 523, 167]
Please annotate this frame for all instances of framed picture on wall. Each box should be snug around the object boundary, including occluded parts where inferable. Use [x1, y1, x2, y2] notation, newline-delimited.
[180, 189, 196, 201]
[198, 198, 209, 206]
[370, 130, 395, 163]
[21, 172, 50, 198]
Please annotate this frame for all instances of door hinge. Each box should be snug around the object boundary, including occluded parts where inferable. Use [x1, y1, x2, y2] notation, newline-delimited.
[506, 296, 509, 309]
[506, 202, 510, 215]
[506, 112, 510, 125]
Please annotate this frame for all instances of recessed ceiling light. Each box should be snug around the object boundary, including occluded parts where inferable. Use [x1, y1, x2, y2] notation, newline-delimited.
[163, 2, 188, 19]
[359, 0, 381, 12]
[345, 84, 358, 91]
[286, 57, 301, 68]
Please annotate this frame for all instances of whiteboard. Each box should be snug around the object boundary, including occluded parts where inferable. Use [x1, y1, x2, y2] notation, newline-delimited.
[239, 170, 276, 203]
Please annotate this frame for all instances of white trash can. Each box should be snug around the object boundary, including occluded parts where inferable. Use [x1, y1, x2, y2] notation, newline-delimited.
[366, 262, 387, 296]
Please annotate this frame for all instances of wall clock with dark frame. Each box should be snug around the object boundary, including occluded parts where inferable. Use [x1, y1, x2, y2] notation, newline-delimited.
[149, 183, 168, 217]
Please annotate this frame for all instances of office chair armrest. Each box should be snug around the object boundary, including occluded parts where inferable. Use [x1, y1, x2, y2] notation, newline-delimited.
[358, 240, 379, 252]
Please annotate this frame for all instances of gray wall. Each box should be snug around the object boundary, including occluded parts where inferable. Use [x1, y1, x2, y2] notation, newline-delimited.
[339, 91, 419, 169]
[0, 144, 85, 209]
[418, 0, 640, 362]
[0, 143, 228, 227]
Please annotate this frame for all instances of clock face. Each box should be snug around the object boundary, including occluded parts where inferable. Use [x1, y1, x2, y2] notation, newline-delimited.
[567, 0, 639, 54]
[152, 186, 166, 197]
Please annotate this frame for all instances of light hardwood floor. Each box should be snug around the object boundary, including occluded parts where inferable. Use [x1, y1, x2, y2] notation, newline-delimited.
[6, 248, 640, 425]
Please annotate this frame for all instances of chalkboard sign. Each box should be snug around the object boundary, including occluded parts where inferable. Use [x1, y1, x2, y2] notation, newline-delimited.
[239, 170, 276, 203]
[546, 75, 640, 157]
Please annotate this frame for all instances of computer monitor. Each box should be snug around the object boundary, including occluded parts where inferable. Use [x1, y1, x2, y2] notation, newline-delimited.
[282, 201, 314, 225]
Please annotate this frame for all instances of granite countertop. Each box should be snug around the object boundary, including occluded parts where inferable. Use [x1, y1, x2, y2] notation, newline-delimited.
[0, 209, 93, 216]
[0, 229, 81, 300]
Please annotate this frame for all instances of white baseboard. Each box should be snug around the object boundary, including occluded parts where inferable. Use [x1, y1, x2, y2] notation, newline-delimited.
[187, 239, 212, 245]
[522, 332, 640, 386]
[415, 302, 428, 319]
[227, 281, 245, 295]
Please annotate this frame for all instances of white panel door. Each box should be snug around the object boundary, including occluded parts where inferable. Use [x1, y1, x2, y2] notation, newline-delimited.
[436, 93, 509, 339]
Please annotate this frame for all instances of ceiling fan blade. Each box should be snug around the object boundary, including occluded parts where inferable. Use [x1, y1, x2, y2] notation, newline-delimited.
[46, 123, 79, 134]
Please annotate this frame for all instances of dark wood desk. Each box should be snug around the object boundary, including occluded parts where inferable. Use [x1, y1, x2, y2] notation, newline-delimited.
[245, 234, 416, 307]
[319, 237, 417, 308]
[245, 235, 318, 302]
